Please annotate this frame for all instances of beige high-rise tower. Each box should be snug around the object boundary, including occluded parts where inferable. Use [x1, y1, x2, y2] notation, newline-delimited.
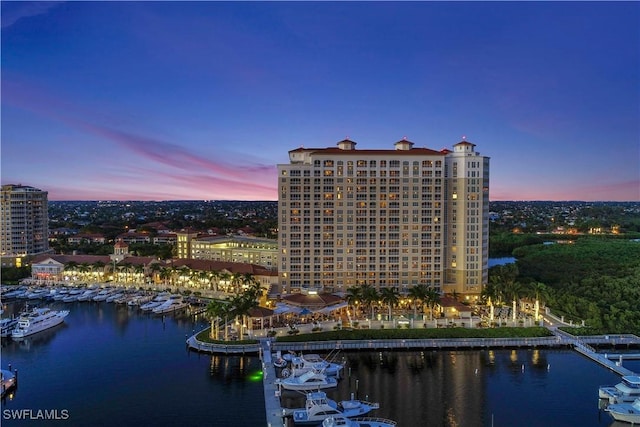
[277, 138, 489, 298]
[1, 184, 50, 266]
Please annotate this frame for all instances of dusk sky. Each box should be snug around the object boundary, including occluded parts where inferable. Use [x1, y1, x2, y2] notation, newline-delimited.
[2, 1, 638, 202]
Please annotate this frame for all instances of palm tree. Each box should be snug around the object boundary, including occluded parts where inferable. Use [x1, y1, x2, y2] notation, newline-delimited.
[227, 283, 261, 339]
[219, 272, 232, 293]
[208, 270, 220, 292]
[119, 262, 133, 284]
[408, 284, 428, 320]
[504, 281, 524, 323]
[176, 265, 192, 289]
[148, 262, 163, 286]
[379, 287, 400, 321]
[360, 284, 379, 320]
[168, 265, 180, 289]
[526, 281, 550, 321]
[481, 278, 502, 322]
[132, 264, 145, 285]
[345, 286, 363, 323]
[424, 287, 441, 321]
[92, 260, 106, 282]
[205, 299, 227, 340]
[159, 267, 172, 289]
[196, 270, 209, 291]
[65, 261, 79, 281]
[230, 272, 244, 295]
[78, 263, 90, 282]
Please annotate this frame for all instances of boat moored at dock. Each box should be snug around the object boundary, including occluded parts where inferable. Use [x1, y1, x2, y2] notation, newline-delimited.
[11, 307, 69, 338]
[321, 416, 397, 427]
[599, 375, 640, 404]
[290, 353, 345, 378]
[605, 397, 640, 424]
[276, 369, 338, 391]
[140, 292, 172, 311]
[292, 391, 380, 426]
[152, 295, 188, 314]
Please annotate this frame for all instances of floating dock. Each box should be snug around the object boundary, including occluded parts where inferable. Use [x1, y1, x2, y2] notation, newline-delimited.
[1, 369, 18, 399]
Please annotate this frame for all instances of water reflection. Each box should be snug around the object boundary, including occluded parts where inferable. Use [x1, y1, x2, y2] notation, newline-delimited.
[288, 349, 602, 427]
[208, 354, 256, 383]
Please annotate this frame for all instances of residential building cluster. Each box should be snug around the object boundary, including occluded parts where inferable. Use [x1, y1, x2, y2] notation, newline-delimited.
[3, 137, 494, 300]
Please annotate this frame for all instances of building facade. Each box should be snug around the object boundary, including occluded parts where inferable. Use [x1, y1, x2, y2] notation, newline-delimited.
[1, 184, 50, 267]
[177, 232, 278, 270]
[277, 138, 489, 297]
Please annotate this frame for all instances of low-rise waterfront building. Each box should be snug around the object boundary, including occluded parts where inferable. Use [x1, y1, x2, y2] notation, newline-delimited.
[178, 232, 278, 270]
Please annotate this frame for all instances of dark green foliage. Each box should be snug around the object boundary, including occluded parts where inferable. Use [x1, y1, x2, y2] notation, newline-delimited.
[515, 239, 640, 334]
[489, 232, 545, 257]
[0, 266, 31, 283]
[276, 327, 552, 342]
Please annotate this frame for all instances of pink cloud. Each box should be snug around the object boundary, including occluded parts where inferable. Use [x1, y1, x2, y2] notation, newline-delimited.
[80, 123, 250, 179]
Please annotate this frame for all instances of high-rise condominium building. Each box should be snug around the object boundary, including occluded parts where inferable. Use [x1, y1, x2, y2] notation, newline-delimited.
[277, 138, 489, 297]
[1, 184, 50, 265]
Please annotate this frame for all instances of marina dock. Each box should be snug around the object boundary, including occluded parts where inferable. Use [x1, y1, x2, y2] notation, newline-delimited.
[1, 368, 18, 399]
[573, 344, 636, 376]
[256, 330, 639, 426]
[551, 329, 639, 376]
[260, 339, 286, 427]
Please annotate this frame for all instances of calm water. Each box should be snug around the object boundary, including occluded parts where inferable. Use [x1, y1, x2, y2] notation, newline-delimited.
[1, 299, 637, 427]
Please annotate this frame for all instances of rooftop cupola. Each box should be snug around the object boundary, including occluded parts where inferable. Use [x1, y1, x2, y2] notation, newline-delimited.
[337, 138, 357, 150]
[394, 137, 414, 151]
[453, 137, 476, 154]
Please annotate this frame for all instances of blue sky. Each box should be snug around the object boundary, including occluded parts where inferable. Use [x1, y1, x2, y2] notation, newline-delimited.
[2, 1, 638, 201]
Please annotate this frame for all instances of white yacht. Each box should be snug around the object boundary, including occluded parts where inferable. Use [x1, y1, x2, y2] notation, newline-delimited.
[105, 292, 125, 303]
[276, 369, 338, 391]
[292, 391, 379, 426]
[92, 289, 114, 301]
[290, 353, 345, 377]
[11, 307, 70, 338]
[152, 295, 188, 314]
[25, 288, 51, 299]
[606, 397, 640, 424]
[600, 375, 640, 404]
[77, 289, 99, 301]
[1, 287, 28, 299]
[52, 288, 70, 301]
[128, 294, 152, 306]
[140, 292, 172, 311]
[322, 416, 397, 427]
[62, 289, 85, 302]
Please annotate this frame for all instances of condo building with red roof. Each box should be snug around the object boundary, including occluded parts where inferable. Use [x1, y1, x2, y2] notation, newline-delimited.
[277, 137, 489, 298]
